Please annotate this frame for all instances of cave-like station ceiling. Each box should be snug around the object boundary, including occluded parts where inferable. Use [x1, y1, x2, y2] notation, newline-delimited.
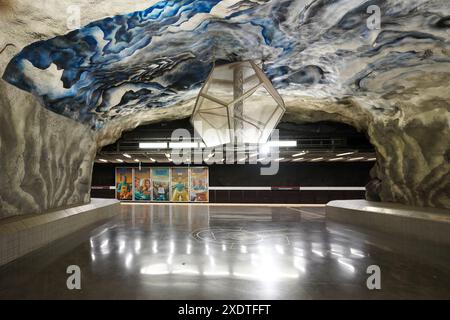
[3, 0, 450, 129]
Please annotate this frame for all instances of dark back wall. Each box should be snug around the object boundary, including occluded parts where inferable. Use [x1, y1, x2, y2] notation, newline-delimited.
[209, 162, 372, 187]
[91, 162, 372, 203]
[92, 162, 372, 187]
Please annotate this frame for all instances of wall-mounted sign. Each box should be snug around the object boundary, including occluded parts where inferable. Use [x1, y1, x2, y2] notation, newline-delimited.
[152, 168, 170, 201]
[115, 167, 209, 203]
[134, 168, 152, 200]
[190, 167, 209, 202]
[116, 168, 133, 200]
[171, 168, 190, 202]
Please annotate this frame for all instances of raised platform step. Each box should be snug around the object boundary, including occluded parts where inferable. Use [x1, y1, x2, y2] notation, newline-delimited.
[0, 198, 119, 267]
[326, 200, 450, 245]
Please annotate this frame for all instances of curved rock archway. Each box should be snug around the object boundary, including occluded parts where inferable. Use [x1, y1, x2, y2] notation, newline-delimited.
[0, 0, 449, 218]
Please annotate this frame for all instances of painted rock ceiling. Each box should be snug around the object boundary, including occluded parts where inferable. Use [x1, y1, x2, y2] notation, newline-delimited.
[0, 0, 449, 213]
[3, 0, 449, 129]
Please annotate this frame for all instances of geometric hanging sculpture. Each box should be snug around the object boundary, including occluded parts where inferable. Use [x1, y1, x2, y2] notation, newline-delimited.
[191, 60, 286, 147]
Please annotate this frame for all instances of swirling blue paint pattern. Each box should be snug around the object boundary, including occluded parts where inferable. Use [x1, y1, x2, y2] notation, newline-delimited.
[3, 0, 450, 129]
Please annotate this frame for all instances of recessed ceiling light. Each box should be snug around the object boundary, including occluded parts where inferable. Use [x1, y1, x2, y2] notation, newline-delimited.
[336, 151, 356, 157]
[139, 142, 168, 149]
[116, 159, 124, 163]
[123, 153, 131, 158]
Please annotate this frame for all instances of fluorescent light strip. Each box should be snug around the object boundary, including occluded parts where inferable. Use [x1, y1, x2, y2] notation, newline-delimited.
[209, 187, 365, 191]
[293, 152, 307, 157]
[116, 159, 124, 163]
[311, 157, 324, 162]
[123, 153, 131, 158]
[274, 158, 284, 162]
[292, 157, 305, 162]
[265, 140, 297, 147]
[134, 159, 140, 162]
[139, 142, 168, 149]
[329, 157, 344, 161]
[336, 151, 356, 157]
[169, 142, 198, 149]
[99, 159, 108, 163]
[348, 157, 365, 161]
[367, 158, 376, 161]
[149, 158, 156, 162]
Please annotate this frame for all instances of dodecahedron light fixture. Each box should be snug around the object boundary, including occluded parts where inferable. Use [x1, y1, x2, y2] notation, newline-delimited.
[191, 60, 285, 147]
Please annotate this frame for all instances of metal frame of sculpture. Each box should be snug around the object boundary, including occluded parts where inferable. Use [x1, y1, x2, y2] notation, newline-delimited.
[191, 60, 286, 147]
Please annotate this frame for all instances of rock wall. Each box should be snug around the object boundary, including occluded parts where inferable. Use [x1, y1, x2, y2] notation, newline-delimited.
[0, 80, 97, 219]
[0, 1, 153, 219]
[368, 101, 450, 208]
[284, 96, 450, 209]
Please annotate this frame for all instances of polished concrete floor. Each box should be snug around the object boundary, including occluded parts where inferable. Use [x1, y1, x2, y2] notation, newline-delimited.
[1, 204, 449, 299]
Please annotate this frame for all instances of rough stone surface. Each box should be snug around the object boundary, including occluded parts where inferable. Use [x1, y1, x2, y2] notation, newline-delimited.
[0, 80, 97, 218]
[0, 1, 153, 218]
[1, 0, 449, 217]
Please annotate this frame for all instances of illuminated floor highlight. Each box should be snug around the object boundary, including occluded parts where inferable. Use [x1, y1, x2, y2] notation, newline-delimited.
[0, 204, 449, 299]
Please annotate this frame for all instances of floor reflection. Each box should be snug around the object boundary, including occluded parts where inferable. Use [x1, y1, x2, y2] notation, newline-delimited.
[1, 204, 449, 299]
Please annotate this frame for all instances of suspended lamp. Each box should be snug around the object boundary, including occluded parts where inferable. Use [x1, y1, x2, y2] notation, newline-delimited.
[191, 60, 285, 147]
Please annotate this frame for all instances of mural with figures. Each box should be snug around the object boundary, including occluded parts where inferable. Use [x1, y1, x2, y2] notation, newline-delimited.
[134, 168, 152, 201]
[115, 167, 208, 202]
[116, 168, 133, 201]
[152, 168, 171, 202]
[171, 168, 190, 202]
[4, 0, 449, 130]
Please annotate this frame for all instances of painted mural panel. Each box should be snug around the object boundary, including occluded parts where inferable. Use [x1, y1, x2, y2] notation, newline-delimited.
[190, 167, 209, 202]
[116, 168, 132, 200]
[134, 168, 152, 201]
[152, 168, 170, 202]
[171, 168, 189, 202]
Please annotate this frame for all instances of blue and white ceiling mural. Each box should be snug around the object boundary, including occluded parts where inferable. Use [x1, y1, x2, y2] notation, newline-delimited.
[3, 0, 450, 129]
